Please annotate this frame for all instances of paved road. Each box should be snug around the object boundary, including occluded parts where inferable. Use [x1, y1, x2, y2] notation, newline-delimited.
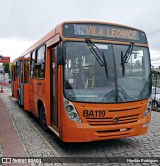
[1, 87, 160, 165]
[24, 109, 160, 165]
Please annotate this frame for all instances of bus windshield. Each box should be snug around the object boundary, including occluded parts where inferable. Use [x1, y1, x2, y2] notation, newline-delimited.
[64, 41, 151, 103]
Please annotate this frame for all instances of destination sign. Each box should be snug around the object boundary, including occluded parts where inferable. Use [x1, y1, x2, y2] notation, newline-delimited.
[62, 23, 147, 43]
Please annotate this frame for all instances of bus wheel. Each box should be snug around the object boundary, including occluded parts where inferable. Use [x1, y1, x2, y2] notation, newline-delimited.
[39, 105, 49, 132]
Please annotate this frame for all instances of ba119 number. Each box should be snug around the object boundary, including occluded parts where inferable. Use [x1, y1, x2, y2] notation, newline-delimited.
[83, 110, 106, 118]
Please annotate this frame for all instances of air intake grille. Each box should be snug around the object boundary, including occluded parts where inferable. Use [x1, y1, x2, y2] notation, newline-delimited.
[86, 114, 139, 126]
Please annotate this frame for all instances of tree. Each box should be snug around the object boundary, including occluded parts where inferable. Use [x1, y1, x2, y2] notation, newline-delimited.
[3, 63, 9, 73]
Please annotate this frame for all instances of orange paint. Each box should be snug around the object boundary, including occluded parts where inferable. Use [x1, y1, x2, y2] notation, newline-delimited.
[11, 21, 150, 142]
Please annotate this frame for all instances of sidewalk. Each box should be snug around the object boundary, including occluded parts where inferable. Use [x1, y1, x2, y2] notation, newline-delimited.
[0, 86, 30, 166]
[0, 86, 57, 166]
[0, 98, 30, 160]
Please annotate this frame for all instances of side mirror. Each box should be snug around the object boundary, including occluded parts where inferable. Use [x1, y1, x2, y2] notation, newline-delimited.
[57, 45, 65, 65]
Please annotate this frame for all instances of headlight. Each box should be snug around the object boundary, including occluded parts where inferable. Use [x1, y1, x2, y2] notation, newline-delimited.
[66, 105, 73, 112]
[64, 99, 81, 122]
[144, 99, 151, 117]
[69, 112, 77, 119]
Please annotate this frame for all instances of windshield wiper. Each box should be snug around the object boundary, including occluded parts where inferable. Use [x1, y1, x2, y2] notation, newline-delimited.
[86, 39, 108, 79]
[121, 43, 134, 76]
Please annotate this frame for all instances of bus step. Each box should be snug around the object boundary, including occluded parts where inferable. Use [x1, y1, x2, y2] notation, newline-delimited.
[48, 126, 59, 137]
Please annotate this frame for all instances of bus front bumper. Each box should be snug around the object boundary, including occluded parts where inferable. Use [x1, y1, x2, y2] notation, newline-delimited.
[61, 114, 151, 142]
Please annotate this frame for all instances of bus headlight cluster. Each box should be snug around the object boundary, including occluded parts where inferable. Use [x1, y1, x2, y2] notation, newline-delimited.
[64, 99, 81, 122]
[66, 105, 73, 112]
[144, 99, 151, 117]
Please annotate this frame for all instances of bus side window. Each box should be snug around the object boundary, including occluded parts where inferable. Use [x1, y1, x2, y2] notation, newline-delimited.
[16, 61, 20, 78]
[30, 51, 36, 78]
[24, 60, 29, 83]
[35, 45, 46, 79]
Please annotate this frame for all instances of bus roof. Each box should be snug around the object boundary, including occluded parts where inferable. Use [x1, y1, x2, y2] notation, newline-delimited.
[21, 21, 146, 57]
[61, 20, 144, 32]
[12, 56, 24, 64]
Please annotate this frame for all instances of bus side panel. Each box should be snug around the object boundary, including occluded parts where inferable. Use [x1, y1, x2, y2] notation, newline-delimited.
[24, 83, 30, 110]
[29, 79, 36, 115]
[20, 83, 24, 105]
[11, 81, 14, 96]
[14, 77, 19, 99]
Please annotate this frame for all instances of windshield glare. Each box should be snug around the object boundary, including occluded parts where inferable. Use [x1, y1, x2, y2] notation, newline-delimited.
[64, 41, 151, 103]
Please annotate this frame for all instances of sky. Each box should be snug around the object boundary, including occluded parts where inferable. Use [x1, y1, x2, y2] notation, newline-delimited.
[0, 0, 160, 67]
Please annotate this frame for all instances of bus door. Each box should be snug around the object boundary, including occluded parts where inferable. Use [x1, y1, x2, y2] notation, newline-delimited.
[50, 48, 58, 128]
[18, 60, 24, 106]
[29, 51, 36, 113]
[14, 61, 20, 99]
[23, 59, 30, 110]
[29, 77, 35, 113]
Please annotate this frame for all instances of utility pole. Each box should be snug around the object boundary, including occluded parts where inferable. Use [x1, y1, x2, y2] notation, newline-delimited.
[0, 55, 4, 72]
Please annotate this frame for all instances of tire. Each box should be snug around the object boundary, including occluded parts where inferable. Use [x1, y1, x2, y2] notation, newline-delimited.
[152, 100, 159, 108]
[39, 105, 49, 132]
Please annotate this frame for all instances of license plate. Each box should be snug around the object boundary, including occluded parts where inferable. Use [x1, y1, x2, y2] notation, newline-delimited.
[120, 128, 127, 132]
[83, 110, 106, 118]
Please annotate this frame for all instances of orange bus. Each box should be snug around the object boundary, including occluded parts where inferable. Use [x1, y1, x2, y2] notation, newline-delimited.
[12, 56, 30, 107]
[12, 21, 152, 142]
